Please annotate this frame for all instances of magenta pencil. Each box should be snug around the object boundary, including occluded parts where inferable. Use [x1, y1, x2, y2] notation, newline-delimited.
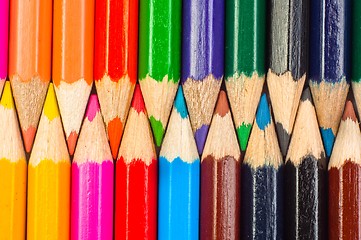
[71, 94, 114, 239]
[0, 0, 9, 96]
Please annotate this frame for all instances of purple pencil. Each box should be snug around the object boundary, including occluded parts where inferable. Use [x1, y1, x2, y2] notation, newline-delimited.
[181, 0, 225, 155]
[0, 0, 9, 97]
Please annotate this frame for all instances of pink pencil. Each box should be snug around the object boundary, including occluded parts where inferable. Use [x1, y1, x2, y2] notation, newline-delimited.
[0, 0, 9, 96]
[71, 94, 114, 239]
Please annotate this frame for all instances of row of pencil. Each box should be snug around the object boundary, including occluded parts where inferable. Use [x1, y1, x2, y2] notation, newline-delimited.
[0, 0, 361, 239]
[1, 80, 360, 239]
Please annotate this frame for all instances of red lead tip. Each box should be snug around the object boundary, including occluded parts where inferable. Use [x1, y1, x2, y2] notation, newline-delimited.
[131, 84, 146, 113]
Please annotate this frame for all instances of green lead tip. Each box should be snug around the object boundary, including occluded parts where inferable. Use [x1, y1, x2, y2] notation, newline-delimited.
[149, 116, 165, 147]
[237, 123, 252, 151]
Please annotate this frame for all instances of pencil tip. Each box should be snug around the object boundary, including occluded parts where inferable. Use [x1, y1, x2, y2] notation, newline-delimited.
[43, 83, 60, 120]
[67, 131, 78, 155]
[174, 86, 189, 118]
[108, 117, 123, 159]
[214, 90, 229, 117]
[275, 122, 291, 156]
[342, 101, 357, 122]
[236, 123, 252, 151]
[149, 116, 165, 147]
[320, 128, 335, 157]
[195, 124, 209, 154]
[301, 87, 313, 103]
[131, 84, 146, 113]
[256, 94, 271, 130]
[23, 126, 36, 152]
[85, 94, 100, 121]
[0, 82, 14, 109]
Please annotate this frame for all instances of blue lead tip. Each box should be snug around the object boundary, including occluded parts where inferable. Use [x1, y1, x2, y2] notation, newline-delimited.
[320, 128, 335, 157]
[174, 86, 189, 119]
[256, 94, 271, 130]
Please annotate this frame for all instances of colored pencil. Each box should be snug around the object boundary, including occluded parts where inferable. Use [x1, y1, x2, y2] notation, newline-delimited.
[182, 0, 224, 154]
[242, 93, 283, 239]
[138, 0, 181, 147]
[27, 83, 70, 239]
[329, 101, 361, 239]
[0, 0, 8, 97]
[71, 94, 113, 239]
[94, 0, 138, 159]
[309, 0, 350, 157]
[225, 0, 266, 152]
[267, 0, 309, 156]
[352, 0, 361, 117]
[115, 84, 157, 239]
[0, 81, 27, 239]
[8, 0, 52, 152]
[200, 90, 241, 239]
[158, 86, 200, 240]
[284, 88, 327, 239]
[53, 0, 94, 155]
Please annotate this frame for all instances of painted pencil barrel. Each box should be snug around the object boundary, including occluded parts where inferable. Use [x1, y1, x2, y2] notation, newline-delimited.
[201, 156, 240, 239]
[181, 0, 224, 155]
[0, 0, 8, 96]
[352, 0, 361, 117]
[158, 158, 200, 240]
[284, 158, 327, 239]
[72, 161, 114, 239]
[241, 165, 283, 239]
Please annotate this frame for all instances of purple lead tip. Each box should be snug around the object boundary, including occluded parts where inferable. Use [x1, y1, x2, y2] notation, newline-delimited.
[195, 124, 209, 155]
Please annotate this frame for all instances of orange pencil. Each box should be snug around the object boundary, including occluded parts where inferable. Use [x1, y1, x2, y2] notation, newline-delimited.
[0, 82, 27, 239]
[8, 0, 52, 152]
[53, 0, 94, 155]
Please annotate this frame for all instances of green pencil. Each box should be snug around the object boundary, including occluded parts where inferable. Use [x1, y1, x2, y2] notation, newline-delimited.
[138, 0, 181, 147]
[225, 0, 266, 151]
[352, 0, 361, 117]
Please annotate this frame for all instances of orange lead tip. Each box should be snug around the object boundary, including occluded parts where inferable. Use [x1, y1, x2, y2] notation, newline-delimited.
[22, 126, 36, 153]
[67, 131, 78, 155]
[342, 101, 357, 122]
[108, 117, 123, 159]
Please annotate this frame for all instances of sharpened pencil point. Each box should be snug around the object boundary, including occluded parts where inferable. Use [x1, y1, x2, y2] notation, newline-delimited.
[131, 84, 146, 113]
[67, 131, 78, 156]
[214, 91, 229, 116]
[108, 117, 123, 159]
[1, 82, 14, 109]
[23, 127, 36, 153]
[256, 94, 271, 130]
[343, 101, 357, 122]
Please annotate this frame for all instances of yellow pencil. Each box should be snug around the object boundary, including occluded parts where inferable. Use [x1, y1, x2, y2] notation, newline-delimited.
[27, 83, 71, 239]
[0, 81, 27, 239]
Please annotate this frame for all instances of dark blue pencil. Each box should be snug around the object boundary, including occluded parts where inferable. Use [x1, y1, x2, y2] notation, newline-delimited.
[241, 93, 283, 239]
[181, 0, 224, 155]
[309, 0, 350, 157]
[158, 86, 200, 240]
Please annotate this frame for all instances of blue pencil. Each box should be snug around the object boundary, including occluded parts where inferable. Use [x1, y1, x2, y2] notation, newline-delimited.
[242, 93, 284, 239]
[309, 0, 350, 157]
[181, 0, 224, 155]
[158, 86, 200, 240]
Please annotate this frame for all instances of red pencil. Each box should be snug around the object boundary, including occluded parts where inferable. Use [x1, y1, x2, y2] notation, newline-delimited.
[115, 84, 157, 239]
[94, 0, 138, 159]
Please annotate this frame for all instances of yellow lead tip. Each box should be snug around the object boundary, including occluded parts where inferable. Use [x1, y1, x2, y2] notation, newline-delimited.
[43, 83, 60, 120]
[0, 81, 15, 109]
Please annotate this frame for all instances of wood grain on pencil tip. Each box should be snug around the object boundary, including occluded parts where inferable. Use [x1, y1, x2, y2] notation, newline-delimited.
[267, 0, 309, 156]
[309, 0, 350, 157]
[116, 84, 157, 240]
[27, 83, 70, 240]
[201, 90, 241, 240]
[0, 81, 27, 239]
[242, 93, 283, 239]
[329, 101, 361, 240]
[53, 0, 95, 155]
[71, 94, 114, 240]
[285, 88, 327, 239]
[182, 0, 224, 154]
[158, 86, 200, 240]
[225, 0, 266, 151]
[9, 0, 52, 152]
[0, 0, 9, 97]
[138, 0, 181, 147]
[94, 0, 138, 159]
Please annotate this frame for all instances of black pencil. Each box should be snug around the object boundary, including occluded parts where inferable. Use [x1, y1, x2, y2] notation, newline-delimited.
[284, 88, 327, 239]
[267, 0, 309, 156]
